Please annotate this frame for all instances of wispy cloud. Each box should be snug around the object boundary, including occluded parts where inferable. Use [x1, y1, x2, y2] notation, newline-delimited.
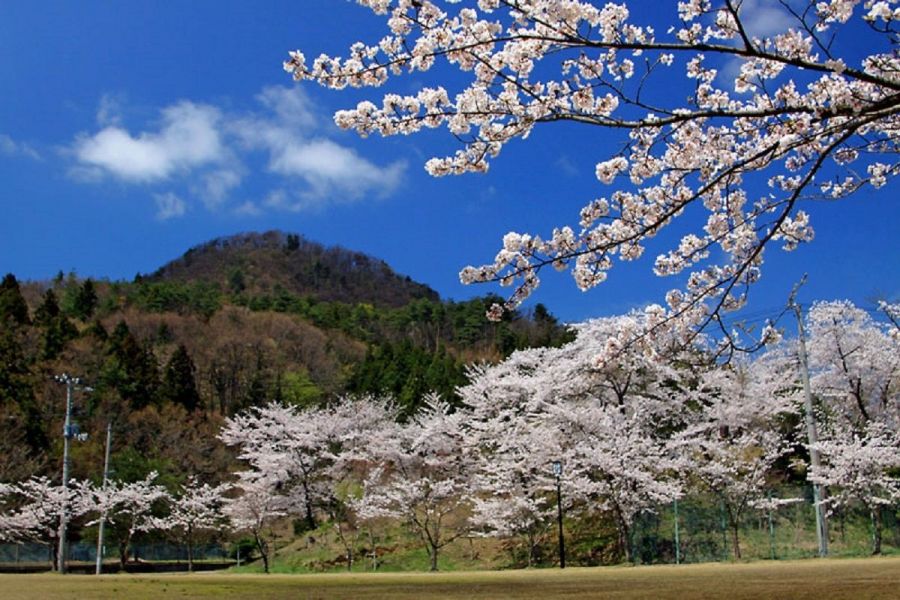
[69, 85, 406, 216]
[154, 192, 186, 220]
[0, 133, 41, 160]
[233, 86, 406, 203]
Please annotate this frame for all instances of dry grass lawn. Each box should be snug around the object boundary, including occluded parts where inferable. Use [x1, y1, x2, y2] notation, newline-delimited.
[1, 556, 898, 599]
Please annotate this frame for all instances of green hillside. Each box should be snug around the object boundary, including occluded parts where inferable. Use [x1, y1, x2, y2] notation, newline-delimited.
[0, 232, 571, 487]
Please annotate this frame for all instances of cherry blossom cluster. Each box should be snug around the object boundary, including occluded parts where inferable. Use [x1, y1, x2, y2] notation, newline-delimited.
[285, 1, 899, 358]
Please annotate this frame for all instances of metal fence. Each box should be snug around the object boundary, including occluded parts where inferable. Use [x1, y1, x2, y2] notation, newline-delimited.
[0, 542, 230, 565]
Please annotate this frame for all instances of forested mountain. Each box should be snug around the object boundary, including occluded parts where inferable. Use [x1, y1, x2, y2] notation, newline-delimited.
[0, 232, 571, 488]
[148, 231, 439, 308]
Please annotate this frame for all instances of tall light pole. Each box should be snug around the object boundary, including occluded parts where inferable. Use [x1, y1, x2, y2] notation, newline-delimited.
[54, 373, 90, 574]
[96, 422, 112, 575]
[552, 460, 565, 569]
[793, 303, 829, 557]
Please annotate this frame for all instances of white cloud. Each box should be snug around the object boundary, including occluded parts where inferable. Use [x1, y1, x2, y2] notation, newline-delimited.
[256, 85, 317, 130]
[73, 101, 225, 182]
[719, 0, 795, 90]
[555, 156, 579, 177]
[740, 0, 794, 38]
[0, 133, 40, 160]
[233, 200, 262, 216]
[70, 85, 407, 216]
[270, 138, 406, 200]
[195, 168, 243, 210]
[154, 192, 186, 220]
[96, 94, 123, 126]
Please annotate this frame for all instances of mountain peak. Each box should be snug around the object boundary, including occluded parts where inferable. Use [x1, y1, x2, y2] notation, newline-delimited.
[149, 231, 439, 308]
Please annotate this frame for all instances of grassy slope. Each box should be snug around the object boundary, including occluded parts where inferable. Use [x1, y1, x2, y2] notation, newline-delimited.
[3, 557, 899, 600]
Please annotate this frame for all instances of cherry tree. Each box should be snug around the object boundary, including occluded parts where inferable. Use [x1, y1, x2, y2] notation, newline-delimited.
[285, 0, 899, 355]
[355, 396, 474, 571]
[317, 398, 398, 571]
[220, 397, 397, 571]
[675, 349, 799, 559]
[153, 477, 231, 572]
[805, 300, 900, 553]
[460, 350, 566, 565]
[460, 315, 693, 563]
[91, 473, 171, 569]
[0, 477, 94, 564]
[222, 474, 289, 573]
[809, 421, 900, 554]
[806, 300, 900, 430]
[220, 402, 332, 531]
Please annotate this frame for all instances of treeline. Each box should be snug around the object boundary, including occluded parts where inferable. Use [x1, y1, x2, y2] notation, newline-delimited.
[0, 265, 570, 488]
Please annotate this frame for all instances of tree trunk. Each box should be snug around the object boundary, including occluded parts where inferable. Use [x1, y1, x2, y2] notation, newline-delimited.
[187, 525, 194, 573]
[346, 547, 353, 571]
[617, 522, 633, 563]
[731, 521, 742, 560]
[255, 532, 269, 574]
[119, 540, 129, 570]
[429, 545, 439, 572]
[871, 506, 883, 555]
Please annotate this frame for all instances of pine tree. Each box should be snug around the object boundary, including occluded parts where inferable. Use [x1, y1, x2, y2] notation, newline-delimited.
[0, 273, 30, 326]
[103, 321, 160, 409]
[72, 279, 98, 320]
[34, 289, 77, 360]
[160, 344, 201, 412]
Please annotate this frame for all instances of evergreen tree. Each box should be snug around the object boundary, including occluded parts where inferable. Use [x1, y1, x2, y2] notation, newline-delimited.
[103, 321, 160, 409]
[73, 279, 98, 320]
[0, 273, 30, 326]
[34, 289, 78, 359]
[160, 344, 201, 412]
[0, 326, 44, 451]
[33, 289, 61, 326]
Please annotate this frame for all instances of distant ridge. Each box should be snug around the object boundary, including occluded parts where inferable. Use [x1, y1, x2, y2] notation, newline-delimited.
[149, 231, 439, 308]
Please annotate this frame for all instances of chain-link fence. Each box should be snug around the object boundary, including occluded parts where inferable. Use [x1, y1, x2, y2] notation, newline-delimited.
[0, 541, 231, 570]
[624, 488, 899, 565]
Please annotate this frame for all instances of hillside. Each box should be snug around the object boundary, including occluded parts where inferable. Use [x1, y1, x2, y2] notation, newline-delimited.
[0, 233, 572, 487]
[148, 231, 439, 308]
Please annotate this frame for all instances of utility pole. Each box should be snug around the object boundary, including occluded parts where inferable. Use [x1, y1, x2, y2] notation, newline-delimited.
[793, 303, 829, 557]
[54, 373, 90, 574]
[96, 422, 112, 575]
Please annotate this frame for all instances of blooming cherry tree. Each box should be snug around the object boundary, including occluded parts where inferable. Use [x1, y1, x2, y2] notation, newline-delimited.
[460, 351, 566, 565]
[91, 473, 171, 569]
[286, 0, 899, 356]
[460, 315, 692, 563]
[355, 396, 474, 571]
[809, 421, 900, 554]
[220, 397, 397, 570]
[805, 300, 900, 553]
[153, 477, 230, 572]
[0, 477, 94, 554]
[807, 300, 900, 430]
[222, 474, 289, 573]
[675, 349, 799, 559]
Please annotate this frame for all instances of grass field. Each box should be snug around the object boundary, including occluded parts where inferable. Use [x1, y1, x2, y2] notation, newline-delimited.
[1, 556, 898, 599]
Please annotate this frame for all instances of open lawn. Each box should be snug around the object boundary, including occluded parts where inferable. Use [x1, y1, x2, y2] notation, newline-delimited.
[1, 557, 898, 599]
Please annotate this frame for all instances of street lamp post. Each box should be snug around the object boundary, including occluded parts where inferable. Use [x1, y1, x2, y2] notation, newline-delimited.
[54, 373, 90, 574]
[552, 460, 565, 569]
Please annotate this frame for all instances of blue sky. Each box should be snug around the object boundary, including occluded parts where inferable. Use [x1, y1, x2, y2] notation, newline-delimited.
[0, 0, 896, 324]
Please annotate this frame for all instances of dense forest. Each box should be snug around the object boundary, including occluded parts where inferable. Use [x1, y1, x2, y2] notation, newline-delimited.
[0, 231, 571, 490]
